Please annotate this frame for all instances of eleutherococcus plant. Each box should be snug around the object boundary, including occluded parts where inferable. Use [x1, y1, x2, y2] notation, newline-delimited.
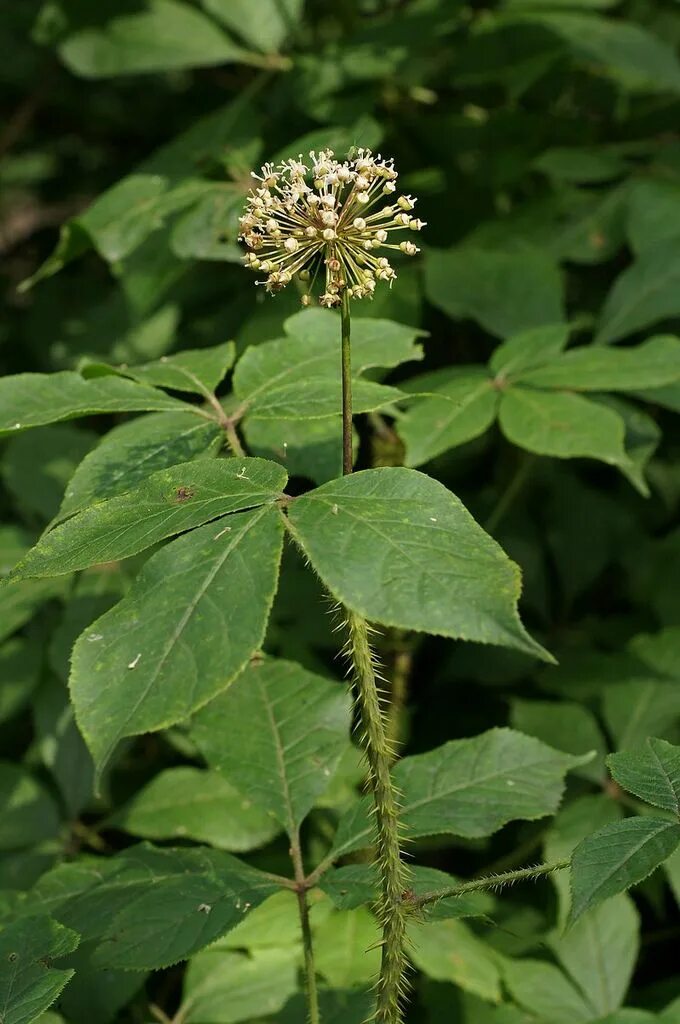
[238, 148, 424, 307]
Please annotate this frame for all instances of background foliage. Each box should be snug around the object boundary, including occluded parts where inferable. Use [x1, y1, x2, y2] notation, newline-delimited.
[1, 0, 680, 1021]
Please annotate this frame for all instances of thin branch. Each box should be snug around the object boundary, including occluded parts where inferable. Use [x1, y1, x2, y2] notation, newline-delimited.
[406, 859, 570, 912]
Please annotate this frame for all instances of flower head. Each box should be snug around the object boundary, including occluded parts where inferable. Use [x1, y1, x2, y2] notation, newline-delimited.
[239, 149, 424, 306]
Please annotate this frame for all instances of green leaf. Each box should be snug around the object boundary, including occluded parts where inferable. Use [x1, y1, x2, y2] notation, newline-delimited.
[603, 680, 680, 751]
[569, 818, 680, 922]
[499, 957, 594, 1023]
[58, 411, 222, 520]
[29, 844, 279, 970]
[191, 658, 350, 834]
[120, 341, 236, 395]
[314, 908, 381, 989]
[54, 0, 248, 78]
[409, 919, 502, 1002]
[287, 467, 549, 660]
[0, 916, 79, 1024]
[320, 864, 493, 921]
[607, 739, 680, 816]
[180, 947, 299, 1023]
[397, 369, 499, 466]
[1, 425, 97, 522]
[596, 241, 680, 345]
[33, 680, 95, 819]
[11, 458, 286, 580]
[519, 336, 680, 391]
[425, 246, 564, 338]
[332, 728, 584, 857]
[234, 310, 423, 421]
[0, 763, 61, 851]
[490, 324, 571, 377]
[549, 896, 639, 1018]
[499, 387, 629, 467]
[533, 147, 626, 184]
[0, 372, 185, 438]
[510, 698, 607, 783]
[0, 639, 41, 724]
[70, 506, 284, 775]
[202, 0, 302, 51]
[517, 13, 680, 92]
[626, 180, 680, 256]
[244, 415, 346, 485]
[0, 527, 70, 643]
[114, 767, 281, 852]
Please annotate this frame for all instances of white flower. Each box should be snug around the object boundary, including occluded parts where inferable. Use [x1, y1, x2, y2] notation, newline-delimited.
[238, 147, 425, 305]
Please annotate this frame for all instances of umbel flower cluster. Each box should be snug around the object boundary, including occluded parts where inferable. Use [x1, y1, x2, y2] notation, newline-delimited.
[238, 148, 424, 307]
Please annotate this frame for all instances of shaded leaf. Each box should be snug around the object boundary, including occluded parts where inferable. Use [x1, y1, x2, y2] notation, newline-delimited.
[490, 323, 570, 377]
[1, 425, 98, 522]
[70, 506, 284, 774]
[510, 699, 607, 783]
[409, 919, 502, 1002]
[0, 763, 61, 851]
[11, 457, 286, 579]
[425, 245, 564, 338]
[180, 946, 298, 1023]
[596, 241, 680, 345]
[520, 336, 680, 391]
[0, 916, 79, 1024]
[120, 341, 236, 395]
[314, 908, 381, 989]
[499, 957, 594, 1023]
[202, 0, 302, 51]
[569, 818, 680, 922]
[287, 468, 549, 659]
[191, 658, 350, 834]
[114, 767, 281, 852]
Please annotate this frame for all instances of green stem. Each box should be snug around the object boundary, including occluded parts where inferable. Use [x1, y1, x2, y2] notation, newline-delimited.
[291, 832, 320, 1024]
[341, 288, 353, 475]
[407, 859, 569, 912]
[346, 610, 408, 1024]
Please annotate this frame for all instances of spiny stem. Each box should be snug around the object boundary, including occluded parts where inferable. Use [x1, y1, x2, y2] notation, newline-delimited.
[346, 610, 408, 1024]
[407, 859, 570, 911]
[341, 288, 353, 475]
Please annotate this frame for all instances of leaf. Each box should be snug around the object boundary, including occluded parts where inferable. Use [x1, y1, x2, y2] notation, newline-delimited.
[0, 639, 41, 724]
[33, 681, 95, 819]
[320, 864, 493, 921]
[29, 844, 280, 970]
[607, 739, 680, 816]
[332, 728, 584, 857]
[180, 947, 299, 1023]
[287, 467, 549, 660]
[314, 908, 381, 989]
[517, 12, 680, 92]
[58, 411, 222, 520]
[533, 147, 626, 184]
[191, 658, 350, 834]
[1, 425, 98, 522]
[569, 818, 680, 922]
[499, 957, 594, 1023]
[54, 0, 249, 78]
[114, 767, 281, 852]
[499, 386, 629, 466]
[510, 698, 607, 783]
[425, 245, 565, 338]
[626, 180, 680, 256]
[397, 369, 499, 466]
[11, 457, 286, 580]
[70, 506, 284, 775]
[244, 415, 346, 485]
[549, 896, 639, 1017]
[603, 680, 680, 751]
[0, 527, 70, 643]
[596, 241, 680, 344]
[519, 336, 680, 390]
[409, 919, 502, 1002]
[489, 324, 571, 377]
[202, 0, 302, 51]
[0, 372, 185, 438]
[120, 341, 236, 395]
[234, 311, 423, 421]
[0, 916, 79, 1024]
[0, 763, 61, 851]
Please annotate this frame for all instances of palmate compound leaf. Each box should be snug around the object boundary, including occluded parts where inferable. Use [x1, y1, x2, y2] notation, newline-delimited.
[607, 739, 680, 816]
[70, 506, 284, 776]
[331, 728, 586, 858]
[0, 916, 79, 1024]
[10, 458, 287, 580]
[286, 467, 550, 660]
[26, 844, 279, 970]
[0, 371, 186, 438]
[191, 658, 351, 835]
[569, 818, 680, 923]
